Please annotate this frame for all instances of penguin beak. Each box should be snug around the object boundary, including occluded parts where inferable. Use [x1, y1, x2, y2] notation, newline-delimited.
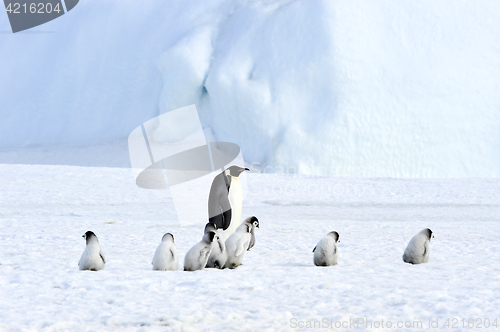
[242, 168, 249, 172]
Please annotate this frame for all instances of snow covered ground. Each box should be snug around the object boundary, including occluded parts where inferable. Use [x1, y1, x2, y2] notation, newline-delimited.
[1, 163, 499, 331]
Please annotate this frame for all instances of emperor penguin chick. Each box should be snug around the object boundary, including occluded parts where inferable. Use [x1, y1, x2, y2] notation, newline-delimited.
[152, 233, 178, 271]
[224, 223, 251, 269]
[403, 228, 434, 264]
[242, 216, 259, 251]
[78, 231, 106, 271]
[184, 231, 216, 271]
[313, 231, 340, 266]
[204, 222, 217, 234]
[206, 228, 228, 269]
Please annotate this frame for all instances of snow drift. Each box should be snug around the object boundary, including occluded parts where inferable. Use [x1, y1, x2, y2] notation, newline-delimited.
[1, 0, 499, 177]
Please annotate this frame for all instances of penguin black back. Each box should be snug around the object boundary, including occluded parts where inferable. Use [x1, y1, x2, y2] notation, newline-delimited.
[208, 166, 249, 231]
[208, 172, 232, 230]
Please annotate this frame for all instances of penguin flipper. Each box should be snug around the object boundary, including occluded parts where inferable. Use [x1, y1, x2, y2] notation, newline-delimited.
[247, 234, 255, 251]
[208, 172, 231, 227]
[222, 209, 232, 230]
[423, 241, 429, 257]
[209, 197, 231, 230]
[99, 250, 106, 264]
[234, 238, 247, 257]
[218, 240, 224, 253]
[224, 173, 232, 191]
[199, 247, 210, 263]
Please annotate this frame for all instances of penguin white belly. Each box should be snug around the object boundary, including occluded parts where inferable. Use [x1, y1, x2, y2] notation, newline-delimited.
[224, 177, 243, 239]
[79, 243, 105, 271]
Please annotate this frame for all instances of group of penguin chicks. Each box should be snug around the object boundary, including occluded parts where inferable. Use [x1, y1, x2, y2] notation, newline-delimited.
[79, 224, 433, 271]
[313, 228, 435, 266]
[182, 216, 259, 271]
[78, 216, 260, 271]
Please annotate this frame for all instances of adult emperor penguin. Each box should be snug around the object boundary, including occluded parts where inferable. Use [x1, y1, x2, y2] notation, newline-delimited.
[78, 231, 106, 271]
[205, 222, 228, 269]
[312, 231, 340, 266]
[184, 231, 216, 271]
[403, 228, 434, 264]
[152, 233, 178, 271]
[224, 223, 251, 269]
[242, 216, 259, 251]
[208, 165, 249, 239]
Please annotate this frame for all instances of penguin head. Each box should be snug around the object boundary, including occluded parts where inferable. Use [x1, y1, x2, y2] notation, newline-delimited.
[423, 228, 434, 240]
[204, 222, 217, 234]
[83, 231, 98, 244]
[161, 233, 174, 243]
[244, 216, 259, 228]
[203, 231, 216, 244]
[328, 231, 340, 243]
[226, 165, 249, 178]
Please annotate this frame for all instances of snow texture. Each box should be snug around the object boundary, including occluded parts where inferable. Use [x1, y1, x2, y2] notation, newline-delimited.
[1, 0, 500, 177]
[1, 164, 500, 331]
